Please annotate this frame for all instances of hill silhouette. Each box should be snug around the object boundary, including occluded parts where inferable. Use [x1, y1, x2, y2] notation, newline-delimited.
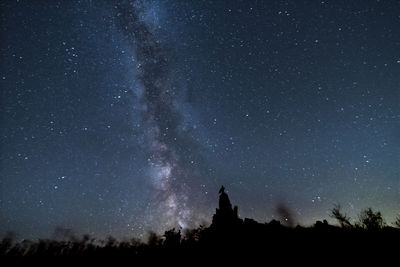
[1, 186, 399, 264]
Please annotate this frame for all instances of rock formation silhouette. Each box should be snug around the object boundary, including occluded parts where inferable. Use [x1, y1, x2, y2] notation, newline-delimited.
[1, 185, 399, 263]
[211, 186, 242, 229]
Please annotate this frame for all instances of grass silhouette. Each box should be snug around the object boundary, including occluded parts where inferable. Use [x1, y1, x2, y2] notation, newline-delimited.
[1, 187, 399, 263]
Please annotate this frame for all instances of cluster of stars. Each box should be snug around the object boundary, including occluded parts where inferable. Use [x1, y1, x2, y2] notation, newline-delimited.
[0, 0, 399, 240]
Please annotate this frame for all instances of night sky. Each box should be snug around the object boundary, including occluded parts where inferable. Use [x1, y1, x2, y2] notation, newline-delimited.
[1, 0, 399, 240]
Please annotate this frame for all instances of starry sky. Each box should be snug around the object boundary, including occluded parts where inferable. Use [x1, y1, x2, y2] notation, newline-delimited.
[1, 0, 399, 240]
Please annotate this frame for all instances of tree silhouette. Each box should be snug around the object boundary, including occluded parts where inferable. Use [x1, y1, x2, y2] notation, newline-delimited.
[163, 228, 181, 248]
[182, 225, 204, 243]
[330, 204, 352, 228]
[147, 231, 162, 247]
[357, 208, 384, 230]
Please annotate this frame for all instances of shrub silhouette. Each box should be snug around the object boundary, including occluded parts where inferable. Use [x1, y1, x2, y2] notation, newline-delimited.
[357, 208, 384, 230]
[0, 232, 15, 255]
[147, 231, 162, 247]
[1, 186, 399, 262]
[163, 228, 181, 248]
[330, 203, 352, 228]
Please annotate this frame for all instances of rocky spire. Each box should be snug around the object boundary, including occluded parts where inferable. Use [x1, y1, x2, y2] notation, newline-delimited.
[212, 186, 241, 228]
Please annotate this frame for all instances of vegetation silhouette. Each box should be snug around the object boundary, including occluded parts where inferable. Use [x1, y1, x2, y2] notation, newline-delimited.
[357, 208, 385, 230]
[330, 203, 353, 228]
[1, 186, 399, 263]
[395, 215, 400, 228]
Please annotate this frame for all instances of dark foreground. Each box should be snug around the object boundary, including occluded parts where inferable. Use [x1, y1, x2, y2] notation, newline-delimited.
[1, 226, 399, 265]
[2, 187, 399, 264]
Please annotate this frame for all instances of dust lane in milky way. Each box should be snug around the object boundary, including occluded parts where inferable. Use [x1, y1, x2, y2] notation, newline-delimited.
[114, 1, 209, 230]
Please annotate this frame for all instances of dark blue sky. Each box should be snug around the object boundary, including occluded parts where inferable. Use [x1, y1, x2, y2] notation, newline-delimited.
[1, 0, 399, 240]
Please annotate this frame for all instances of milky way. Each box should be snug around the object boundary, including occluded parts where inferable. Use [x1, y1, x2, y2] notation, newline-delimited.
[115, 0, 204, 230]
[1, 0, 399, 240]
